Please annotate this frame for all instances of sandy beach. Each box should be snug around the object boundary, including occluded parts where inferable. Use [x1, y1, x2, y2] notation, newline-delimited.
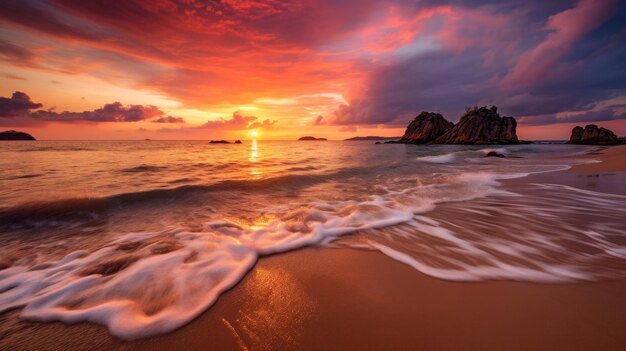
[2, 146, 626, 351]
[570, 145, 626, 172]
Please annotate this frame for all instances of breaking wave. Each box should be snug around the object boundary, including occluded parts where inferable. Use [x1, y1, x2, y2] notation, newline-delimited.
[1, 142, 624, 340]
[416, 152, 457, 163]
[0, 171, 526, 339]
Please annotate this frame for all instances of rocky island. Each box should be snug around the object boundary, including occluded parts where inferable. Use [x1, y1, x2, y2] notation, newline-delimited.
[345, 136, 400, 141]
[567, 125, 626, 145]
[399, 112, 453, 143]
[398, 106, 525, 145]
[298, 136, 327, 141]
[0, 130, 36, 141]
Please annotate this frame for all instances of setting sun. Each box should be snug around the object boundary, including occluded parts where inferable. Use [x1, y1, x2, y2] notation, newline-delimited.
[250, 130, 258, 138]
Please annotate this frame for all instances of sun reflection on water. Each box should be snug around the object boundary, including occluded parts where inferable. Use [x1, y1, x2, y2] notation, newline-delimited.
[249, 139, 258, 162]
[249, 139, 261, 177]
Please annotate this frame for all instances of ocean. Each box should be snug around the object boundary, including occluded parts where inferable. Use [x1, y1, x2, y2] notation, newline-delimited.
[1, 140, 625, 339]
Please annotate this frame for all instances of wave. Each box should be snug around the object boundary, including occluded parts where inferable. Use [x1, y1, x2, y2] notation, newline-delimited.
[479, 147, 509, 155]
[15, 146, 97, 152]
[0, 171, 522, 339]
[416, 152, 457, 164]
[0, 169, 360, 230]
[357, 183, 626, 282]
[0, 174, 44, 180]
[121, 165, 167, 173]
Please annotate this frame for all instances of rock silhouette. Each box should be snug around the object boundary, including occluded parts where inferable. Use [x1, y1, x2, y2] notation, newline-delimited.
[298, 136, 327, 141]
[399, 106, 522, 145]
[433, 106, 519, 144]
[400, 112, 453, 144]
[567, 125, 620, 145]
[0, 130, 36, 140]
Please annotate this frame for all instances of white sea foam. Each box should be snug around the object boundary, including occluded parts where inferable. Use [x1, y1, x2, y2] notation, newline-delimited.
[416, 152, 456, 163]
[369, 243, 585, 282]
[0, 171, 518, 339]
[2, 168, 625, 339]
[479, 147, 509, 155]
[356, 183, 626, 284]
[0, 232, 258, 339]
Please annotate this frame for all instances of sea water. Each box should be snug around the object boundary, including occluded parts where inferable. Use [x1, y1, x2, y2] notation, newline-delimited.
[1, 140, 625, 339]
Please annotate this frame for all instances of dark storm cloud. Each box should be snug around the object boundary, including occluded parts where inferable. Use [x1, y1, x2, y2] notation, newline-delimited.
[0, 91, 185, 124]
[0, 91, 43, 117]
[331, 0, 626, 127]
[33, 103, 167, 122]
[518, 107, 626, 126]
[333, 48, 493, 126]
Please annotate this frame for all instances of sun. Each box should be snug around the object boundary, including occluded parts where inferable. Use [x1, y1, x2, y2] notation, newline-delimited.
[250, 130, 258, 138]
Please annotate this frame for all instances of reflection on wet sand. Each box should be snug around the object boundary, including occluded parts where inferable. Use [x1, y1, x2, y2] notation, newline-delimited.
[225, 267, 316, 350]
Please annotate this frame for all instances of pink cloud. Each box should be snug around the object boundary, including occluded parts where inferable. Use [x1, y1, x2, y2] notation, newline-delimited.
[157, 111, 277, 133]
[502, 0, 618, 88]
[3, 73, 27, 80]
[312, 115, 325, 125]
[198, 111, 276, 130]
[152, 116, 185, 123]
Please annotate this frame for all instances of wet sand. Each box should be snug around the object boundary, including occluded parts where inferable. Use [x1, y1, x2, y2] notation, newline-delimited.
[570, 144, 626, 172]
[2, 146, 626, 351]
[522, 144, 626, 195]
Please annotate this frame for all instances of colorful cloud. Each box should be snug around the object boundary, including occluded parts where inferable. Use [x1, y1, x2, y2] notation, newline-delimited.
[0, 0, 625, 139]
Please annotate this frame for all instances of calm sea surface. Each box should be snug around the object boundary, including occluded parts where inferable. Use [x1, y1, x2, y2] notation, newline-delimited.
[1, 140, 625, 338]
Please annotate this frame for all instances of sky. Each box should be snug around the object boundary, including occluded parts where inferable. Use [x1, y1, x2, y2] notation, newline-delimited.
[0, 0, 625, 140]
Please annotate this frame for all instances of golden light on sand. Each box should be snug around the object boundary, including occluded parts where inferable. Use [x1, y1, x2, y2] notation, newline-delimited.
[250, 130, 258, 138]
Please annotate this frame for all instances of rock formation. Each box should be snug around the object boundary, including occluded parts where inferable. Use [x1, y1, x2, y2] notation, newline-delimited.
[567, 125, 620, 145]
[209, 140, 230, 144]
[568, 126, 584, 144]
[485, 151, 506, 158]
[298, 136, 327, 141]
[0, 130, 36, 140]
[433, 106, 519, 144]
[397, 106, 524, 145]
[400, 112, 453, 144]
[345, 136, 400, 141]
[234, 140, 242, 144]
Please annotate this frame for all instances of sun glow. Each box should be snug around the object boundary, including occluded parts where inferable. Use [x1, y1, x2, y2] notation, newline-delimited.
[250, 130, 258, 138]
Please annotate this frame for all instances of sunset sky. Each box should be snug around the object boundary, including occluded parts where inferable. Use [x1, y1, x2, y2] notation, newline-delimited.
[1, 0, 625, 140]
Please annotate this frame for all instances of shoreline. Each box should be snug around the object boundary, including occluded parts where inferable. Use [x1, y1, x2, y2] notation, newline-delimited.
[2, 145, 626, 350]
[568, 144, 626, 172]
[516, 144, 626, 196]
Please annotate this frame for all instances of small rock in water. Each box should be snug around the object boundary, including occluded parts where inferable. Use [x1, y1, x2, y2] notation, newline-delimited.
[209, 140, 230, 144]
[485, 151, 506, 158]
[234, 140, 242, 144]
